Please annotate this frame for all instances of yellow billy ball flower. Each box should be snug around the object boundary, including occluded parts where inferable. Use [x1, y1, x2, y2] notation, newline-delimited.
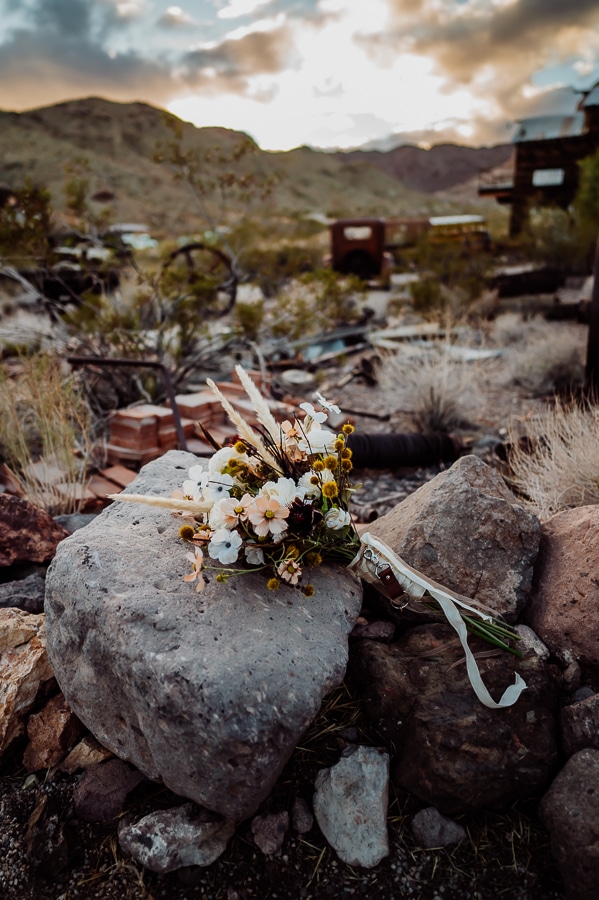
[312, 459, 325, 472]
[322, 480, 338, 499]
[267, 577, 281, 591]
[334, 438, 345, 452]
[302, 584, 315, 598]
[342, 423, 354, 434]
[323, 455, 338, 470]
[234, 440, 247, 453]
[305, 551, 323, 566]
[179, 525, 195, 540]
[341, 458, 353, 472]
[341, 447, 352, 459]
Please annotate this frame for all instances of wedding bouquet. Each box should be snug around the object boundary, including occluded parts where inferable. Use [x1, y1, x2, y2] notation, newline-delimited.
[111, 365, 527, 709]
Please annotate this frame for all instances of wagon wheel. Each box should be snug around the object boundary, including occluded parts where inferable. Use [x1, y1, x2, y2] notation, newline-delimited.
[160, 242, 237, 317]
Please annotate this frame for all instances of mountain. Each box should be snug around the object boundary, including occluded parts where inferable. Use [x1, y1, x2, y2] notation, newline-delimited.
[333, 143, 514, 194]
[0, 97, 507, 235]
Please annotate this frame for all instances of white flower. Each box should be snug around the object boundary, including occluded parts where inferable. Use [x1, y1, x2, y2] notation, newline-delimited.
[297, 471, 322, 499]
[208, 446, 248, 474]
[245, 545, 265, 566]
[297, 427, 337, 455]
[325, 507, 351, 530]
[204, 473, 234, 502]
[183, 464, 208, 500]
[208, 528, 242, 565]
[315, 392, 340, 415]
[260, 477, 305, 506]
[299, 402, 327, 424]
[208, 497, 230, 530]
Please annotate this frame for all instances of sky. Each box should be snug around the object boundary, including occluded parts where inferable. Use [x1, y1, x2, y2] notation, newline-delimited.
[0, 0, 598, 152]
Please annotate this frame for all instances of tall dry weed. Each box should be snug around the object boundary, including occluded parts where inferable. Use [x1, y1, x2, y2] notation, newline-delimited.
[505, 398, 599, 520]
[0, 355, 95, 514]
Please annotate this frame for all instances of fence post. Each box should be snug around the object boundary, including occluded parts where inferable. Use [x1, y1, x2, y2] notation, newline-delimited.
[585, 234, 599, 397]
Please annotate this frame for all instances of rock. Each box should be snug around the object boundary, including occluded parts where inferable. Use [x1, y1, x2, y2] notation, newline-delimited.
[540, 749, 599, 900]
[410, 807, 467, 848]
[53, 512, 98, 534]
[367, 455, 541, 622]
[561, 694, 599, 757]
[118, 803, 235, 873]
[291, 797, 313, 834]
[45, 451, 362, 822]
[351, 623, 561, 815]
[25, 791, 77, 877]
[0, 609, 55, 758]
[59, 735, 114, 774]
[562, 661, 582, 693]
[73, 758, 146, 822]
[251, 811, 289, 856]
[0, 495, 69, 566]
[0, 570, 46, 614]
[349, 619, 395, 642]
[23, 692, 85, 772]
[514, 624, 550, 660]
[312, 744, 390, 868]
[527, 506, 599, 670]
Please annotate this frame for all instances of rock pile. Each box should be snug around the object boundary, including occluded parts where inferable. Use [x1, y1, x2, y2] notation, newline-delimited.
[1, 451, 599, 897]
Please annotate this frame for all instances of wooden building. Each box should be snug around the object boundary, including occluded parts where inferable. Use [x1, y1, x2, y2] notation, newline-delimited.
[479, 83, 599, 236]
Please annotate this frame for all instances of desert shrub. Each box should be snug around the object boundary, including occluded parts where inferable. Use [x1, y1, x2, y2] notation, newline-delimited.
[504, 398, 599, 520]
[520, 206, 585, 271]
[376, 339, 482, 433]
[233, 298, 265, 341]
[0, 354, 97, 513]
[240, 243, 322, 297]
[494, 317, 586, 396]
[268, 270, 365, 339]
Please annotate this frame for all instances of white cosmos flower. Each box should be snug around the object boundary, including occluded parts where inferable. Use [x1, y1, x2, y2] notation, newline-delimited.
[299, 402, 327, 424]
[208, 528, 242, 565]
[297, 427, 337, 455]
[183, 464, 208, 500]
[260, 477, 304, 506]
[315, 392, 340, 414]
[324, 507, 351, 530]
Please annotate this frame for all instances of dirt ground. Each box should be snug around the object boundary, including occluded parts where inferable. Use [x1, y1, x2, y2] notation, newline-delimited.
[1, 306, 589, 900]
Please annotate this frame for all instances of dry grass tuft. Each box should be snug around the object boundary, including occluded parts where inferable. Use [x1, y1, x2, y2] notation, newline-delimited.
[490, 315, 585, 397]
[376, 341, 483, 433]
[0, 354, 96, 514]
[504, 397, 599, 520]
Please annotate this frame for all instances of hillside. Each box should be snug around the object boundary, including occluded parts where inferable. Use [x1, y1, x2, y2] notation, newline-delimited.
[333, 143, 514, 194]
[0, 97, 505, 236]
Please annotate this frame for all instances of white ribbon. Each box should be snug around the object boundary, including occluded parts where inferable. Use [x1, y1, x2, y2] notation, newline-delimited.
[349, 532, 527, 709]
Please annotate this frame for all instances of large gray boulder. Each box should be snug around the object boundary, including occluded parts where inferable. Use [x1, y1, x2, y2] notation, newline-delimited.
[44, 451, 362, 822]
[367, 455, 541, 622]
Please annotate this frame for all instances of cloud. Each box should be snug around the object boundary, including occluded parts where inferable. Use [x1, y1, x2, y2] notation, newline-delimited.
[217, 0, 275, 21]
[0, 29, 178, 110]
[181, 16, 295, 92]
[29, 0, 92, 37]
[157, 5, 196, 29]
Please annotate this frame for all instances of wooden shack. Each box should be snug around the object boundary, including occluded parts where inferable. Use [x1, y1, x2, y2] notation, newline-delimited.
[479, 82, 599, 236]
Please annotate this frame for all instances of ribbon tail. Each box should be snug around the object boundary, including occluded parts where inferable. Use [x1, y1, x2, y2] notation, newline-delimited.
[431, 590, 527, 709]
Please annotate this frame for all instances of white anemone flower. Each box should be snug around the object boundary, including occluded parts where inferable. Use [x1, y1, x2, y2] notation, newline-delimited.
[245, 545, 266, 566]
[260, 477, 305, 506]
[208, 498, 230, 530]
[297, 471, 322, 499]
[208, 528, 243, 564]
[324, 507, 351, 530]
[183, 464, 209, 500]
[315, 392, 340, 414]
[203, 473, 235, 502]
